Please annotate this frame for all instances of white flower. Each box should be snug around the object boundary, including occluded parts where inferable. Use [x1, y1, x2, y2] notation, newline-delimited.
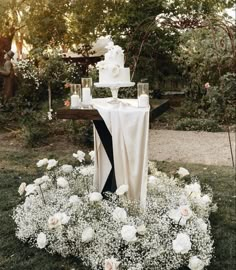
[25, 184, 37, 196]
[105, 41, 114, 50]
[89, 192, 103, 202]
[173, 233, 191, 254]
[112, 207, 127, 222]
[104, 257, 120, 270]
[18, 182, 27, 196]
[148, 175, 158, 185]
[69, 195, 81, 204]
[36, 158, 48, 167]
[137, 224, 146, 235]
[177, 167, 190, 178]
[47, 111, 52, 120]
[196, 218, 208, 232]
[116, 185, 128, 196]
[59, 213, 70, 225]
[37, 232, 47, 249]
[197, 195, 212, 206]
[61, 164, 73, 174]
[73, 150, 85, 162]
[57, 177, 69, 188]
[121, 225, 137, 242]
[48, 212, 70, 229]
[185, 182, 201, 199]
[34, 177, 46, 186]
[41, 175, 50, 182]
[112, 66, 120, 77]
[89, 151, 95, 162]
[82, 227, 94, 243]
[47, 159, 58, 170]
[168, 205, 192, 226]
[79, 166, 95, 176]
[96, 60, 106, 70]
[48, 215, 61, 229]
[188, 256, 205, 270]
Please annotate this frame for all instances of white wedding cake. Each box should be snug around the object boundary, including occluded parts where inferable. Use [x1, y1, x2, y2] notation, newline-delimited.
[96, 42, 131, 84]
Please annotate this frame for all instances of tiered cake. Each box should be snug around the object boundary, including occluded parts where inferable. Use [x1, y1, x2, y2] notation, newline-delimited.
[96, 42, 131, 83]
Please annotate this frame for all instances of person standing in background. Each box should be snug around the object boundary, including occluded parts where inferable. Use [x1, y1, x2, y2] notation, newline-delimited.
[0, 50, 16, 104]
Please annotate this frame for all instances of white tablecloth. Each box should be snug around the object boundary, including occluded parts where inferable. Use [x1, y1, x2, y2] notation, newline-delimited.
[92, 98, 150, 208]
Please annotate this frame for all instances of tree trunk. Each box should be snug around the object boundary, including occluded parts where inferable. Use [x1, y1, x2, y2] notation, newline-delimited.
[0, 34, 16, 103]
[0, 35, 13, 65]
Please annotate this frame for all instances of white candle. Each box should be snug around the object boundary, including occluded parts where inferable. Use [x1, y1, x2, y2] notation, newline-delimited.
[82, 87, 91, 105]
[138, 94, 149, 107]
[71, 94, 81, 108]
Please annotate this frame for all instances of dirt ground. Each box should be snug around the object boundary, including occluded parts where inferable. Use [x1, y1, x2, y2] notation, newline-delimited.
[0, 127, 235, 168]
[149, 129, 235, 167]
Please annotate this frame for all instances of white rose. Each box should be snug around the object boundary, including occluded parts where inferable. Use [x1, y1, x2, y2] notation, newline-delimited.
[41, 175, 50, 182]
[36, 158, 48, 167]
[34, 177, 45, 186]
[48, 215, 61, 229]
[69, 195, 81, 204]
[104, 257, 120, 270]
[105, 41, 114, 50]
[168, 205, 192, 226]
[80, 166, 95, 176]
[57, 177, 69, 188]
[59, 212, 70, 225]
[112, 207, 127, 222]
[188, 256, 205, 270]
[61, 164, 73, 174]
[18, 182, 27, 196]
[198, 195, 212, 206]
[137, 224, 146, 235]
[148, 175, 158, 185]
[73, 150, 85, 162]
[196, 218, 208, 232]
[37, 232, 47, 249]
[82, 227, 94, 243]
[89, 151, 95, 162]
[48, 212, 70, 229]
[121, 225, 137, 242]
[116, 185, 128, 196]
[173, 233, 191, 254]
[89, 192, 103, 202]
[25, 184, 37, 196]
[177, 167, 190, 178]
[112, 66, 120, 77]
[47, 159, 58, 170]
[185, 182, 201, 199]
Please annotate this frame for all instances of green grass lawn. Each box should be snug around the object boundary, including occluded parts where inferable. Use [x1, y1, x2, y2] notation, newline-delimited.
[0, 146, 235, 270]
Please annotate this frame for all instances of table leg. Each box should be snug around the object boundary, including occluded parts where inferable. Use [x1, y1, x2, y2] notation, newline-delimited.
[93, 120, 117, 193]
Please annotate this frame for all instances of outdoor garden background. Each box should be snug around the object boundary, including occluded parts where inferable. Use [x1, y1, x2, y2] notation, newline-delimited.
[0, 0, 235, 270]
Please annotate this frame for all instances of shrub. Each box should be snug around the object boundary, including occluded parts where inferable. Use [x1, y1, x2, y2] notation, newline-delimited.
[19, 111, 51, 147]
[175, 118, 223, 132]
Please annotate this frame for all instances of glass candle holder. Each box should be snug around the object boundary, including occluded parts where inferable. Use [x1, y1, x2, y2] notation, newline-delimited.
[137, 82, 149, 107]
[70, 84, 81, 109]
[81, 78, 92, 107]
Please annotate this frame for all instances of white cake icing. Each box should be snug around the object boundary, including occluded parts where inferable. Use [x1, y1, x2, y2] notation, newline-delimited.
[96, 41, 131, 83]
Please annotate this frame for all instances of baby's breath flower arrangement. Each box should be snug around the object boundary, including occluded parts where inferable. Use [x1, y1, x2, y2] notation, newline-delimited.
[13, 154, 215, 270]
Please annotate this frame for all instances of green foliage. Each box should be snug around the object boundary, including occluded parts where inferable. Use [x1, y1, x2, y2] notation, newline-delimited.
[175, 118, 223, 132]
[65, 120, 94, 147]
[19, 111, 51, 147]
[173, 16, 236, 123]
[174, 18, 235, 85]
[180, 73, 236, 123]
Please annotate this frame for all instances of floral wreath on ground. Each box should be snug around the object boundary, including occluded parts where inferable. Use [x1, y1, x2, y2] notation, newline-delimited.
[13, 150, 216, 270]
